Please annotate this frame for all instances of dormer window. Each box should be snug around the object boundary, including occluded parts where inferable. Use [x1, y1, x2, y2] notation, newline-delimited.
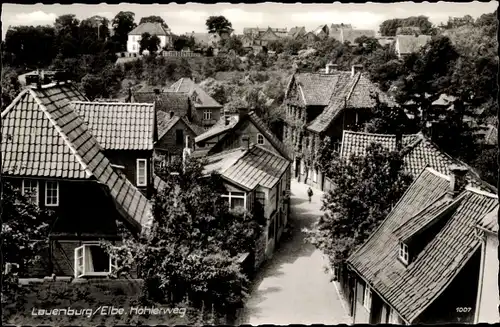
[399, 242, 409, 265]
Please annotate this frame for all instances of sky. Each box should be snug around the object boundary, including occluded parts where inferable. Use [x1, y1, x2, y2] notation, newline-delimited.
[2, 2, 497, 39]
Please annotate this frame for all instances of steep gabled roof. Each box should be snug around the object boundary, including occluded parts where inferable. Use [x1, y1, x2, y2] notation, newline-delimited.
[348, 168, 498, 323]
[291, 71, 396, 134]
[339, 130, 496, 192]
[129, 22, 170, 36]
[168, 78, 222, 108]
[341, 29, 376, 44]
[70, 101, 155, 150]
[195, 115, 239, 143]
[205, 145, 290, 191]
[313, 24, 329, 36]
[1, 83, 152, 231]
[156, 111, 199, 139]
[133, 91, 191, 116]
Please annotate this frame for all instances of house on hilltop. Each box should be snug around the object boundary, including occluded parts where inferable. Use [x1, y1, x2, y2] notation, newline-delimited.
[395, 34, 432, 59]
[346, 166, 498, 324]
[288, 26, 306, 39]
[127, 22, 172, 54]
[283, 63, 397, 186]
[1, 81, 152, 279]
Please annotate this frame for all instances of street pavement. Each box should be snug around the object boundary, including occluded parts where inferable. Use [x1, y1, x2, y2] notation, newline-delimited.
[239, 180, 353, 325]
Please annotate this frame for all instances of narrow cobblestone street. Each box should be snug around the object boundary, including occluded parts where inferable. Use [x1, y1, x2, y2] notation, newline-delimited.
[240, 181, 353, 325]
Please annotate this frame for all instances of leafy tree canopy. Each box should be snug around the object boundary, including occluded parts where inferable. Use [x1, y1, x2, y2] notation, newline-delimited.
[139, 15, 169, 29]
[206, 16, 233, 35]
[379, 15, 435, 36]
[105, 157, 265, 311]
[112, 11, 137, 52]
[305, 143, 413, 264]
[139, 32, 161, 54]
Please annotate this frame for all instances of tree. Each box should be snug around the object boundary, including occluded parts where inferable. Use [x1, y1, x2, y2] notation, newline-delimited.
[54, 14, 81, 58]
[79, 16, 110, 54]
[220, 35, 244, 56]
[105, 157, 264, 313]
[2, 181, 53, 304]
[206, 16, 233, 35]
[305, 143, 413, 264]
[172, 35, 195, 51]
[379, 16, 435, 36]
[360, 95, 414, 135]
[139, 15, 168, 29]
[473, 146, 498, 187]
[4, 25, 57, 68]
[1, 67, 21, 111]
[112, 11, 137, 52]
[139, 32, 161, 54]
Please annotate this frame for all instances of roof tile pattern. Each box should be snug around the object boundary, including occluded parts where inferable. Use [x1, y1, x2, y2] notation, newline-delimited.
[348, 168, 498, 323]
[133, 91, 190, 116]
[1, 83, 152, 230]
[129, 22, 170, 36]
[156, 111, 200, 139]
[195, 115, 239, 143]
[169, 78, 222, 108]
[222, 145, 290, 190]
[71, 101, 155, 150]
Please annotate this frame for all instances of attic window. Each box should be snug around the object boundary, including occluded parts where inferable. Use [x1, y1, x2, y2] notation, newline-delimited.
[399, 242, 409, 265]
[257, 134, 265, 145]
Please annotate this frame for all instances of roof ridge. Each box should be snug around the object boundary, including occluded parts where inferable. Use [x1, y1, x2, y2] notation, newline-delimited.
[346, 72, 361, 102]
[465, 186, 498, 198]
[425, 167, 451, 181]
[343, 130, 398, 138]
[28, 89, 93, 178]
[1, 88, 30, 118]
[71, 100, 155, 106]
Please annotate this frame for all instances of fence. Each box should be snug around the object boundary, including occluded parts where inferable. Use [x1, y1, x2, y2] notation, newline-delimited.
[161, 51, 202, 58]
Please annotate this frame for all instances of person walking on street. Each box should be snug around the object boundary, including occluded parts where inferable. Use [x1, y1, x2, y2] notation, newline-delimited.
[307, 187, 313, 203]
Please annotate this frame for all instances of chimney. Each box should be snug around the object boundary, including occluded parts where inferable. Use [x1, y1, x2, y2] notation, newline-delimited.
[154, 88, 160, 95]
[225, 115, 231, 126]
[169, 111, 175, 119]
[241, 135, 250, 149]
[127, 87, 132, 103]
[351, 64, 363, 77]
[239, 107, 248, 120]
[325, 63, 338, 74]
[448, 165, 468, 197]
[395, 131, 402, 151]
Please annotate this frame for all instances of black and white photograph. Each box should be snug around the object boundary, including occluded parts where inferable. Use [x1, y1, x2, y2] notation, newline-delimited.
[1, 1, 498, 325]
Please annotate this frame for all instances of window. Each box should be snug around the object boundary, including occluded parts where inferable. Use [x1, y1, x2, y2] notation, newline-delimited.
[399, 242, 409, 264]
[132, 44, 136, 51]
[45, 181, 59, 206]
[74, 243, 117, 278]
[176, 129, 184, 145]
[222, 191, 246, 210]
[313, 169, 318, 183]
[203, 109, 212, 120]
[363, 284, 372, 311]
[22, 180, 39, 205]
[257, 133, 265, 145]
[136, 159, 147, 187]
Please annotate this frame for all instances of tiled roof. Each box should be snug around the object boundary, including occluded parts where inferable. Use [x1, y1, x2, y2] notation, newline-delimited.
[133, 91, 190, 116]
[248, 111, 291, 161]
[348, 168, 498, 323]
[169, 78, 222, 108]
[477, 207, 498, 234]
[70, 101, 155, 150]
[207, 145, 290, 190]
[129, 22, 170, 36]
[195, 115, 239, 143]
[339, 130, 495, 192]
[313, 25, 328, 35]
[156, 111, 199, 139]
[341, 29, 376, 44]
[298, 72, 396, 134]
[153, 173, 168, 193]
[203, 148, 247, 176]
[1, 83, 152, 231]
[396, 35, 432, 55]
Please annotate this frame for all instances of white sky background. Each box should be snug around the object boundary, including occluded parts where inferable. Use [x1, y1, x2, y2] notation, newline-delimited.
[2, 2, 497, 39]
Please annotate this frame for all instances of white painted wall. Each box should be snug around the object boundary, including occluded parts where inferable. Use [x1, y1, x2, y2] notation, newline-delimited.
[477, 233, 500, 323]
[127, 34, 171, 54]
